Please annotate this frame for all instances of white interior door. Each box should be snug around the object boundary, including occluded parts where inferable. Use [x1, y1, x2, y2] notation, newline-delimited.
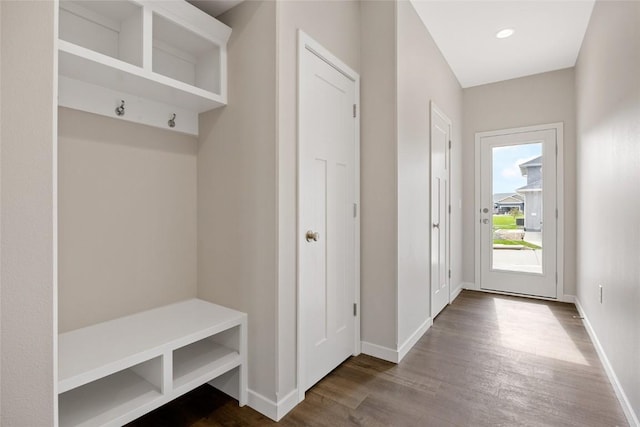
[478, 128, 558, 298]
[431, 103, 451, 317]
[299, 33, 359, 392]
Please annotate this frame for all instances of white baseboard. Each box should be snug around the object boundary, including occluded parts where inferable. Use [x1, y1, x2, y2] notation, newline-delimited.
[461, 281, 476, 290]
[574, 298, 639, 427]
[275, 389, 299, 420]
[397, 317, 432, 362]
[450, 284, 463, 302]
[248, 388, 300, 422]
[361, 341, 399, 363]
[362, 317, 432, 364]
[561, 294, 575, 303]
[248, 389, 278, 421]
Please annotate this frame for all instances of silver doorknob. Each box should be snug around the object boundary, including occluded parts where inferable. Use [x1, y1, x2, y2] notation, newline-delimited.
[482, 218, 489, 224]
[306, 230, 319, 242]
[432, 223, 439, 229]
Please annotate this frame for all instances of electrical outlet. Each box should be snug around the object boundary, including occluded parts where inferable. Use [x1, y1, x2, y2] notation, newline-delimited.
[599, 285, 603, 303]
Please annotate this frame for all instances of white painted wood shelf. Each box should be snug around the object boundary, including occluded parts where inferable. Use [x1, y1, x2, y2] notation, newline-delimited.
[58, 299, 247, 427]
[57, 0, 231, 136]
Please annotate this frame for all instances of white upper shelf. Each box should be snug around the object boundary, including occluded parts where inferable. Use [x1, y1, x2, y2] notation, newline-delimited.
[59, 40, 224, 112]
[58, 0, 231, 133]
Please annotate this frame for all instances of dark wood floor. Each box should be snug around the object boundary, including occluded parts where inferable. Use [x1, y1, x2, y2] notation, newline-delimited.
[129, 291, 628, 426]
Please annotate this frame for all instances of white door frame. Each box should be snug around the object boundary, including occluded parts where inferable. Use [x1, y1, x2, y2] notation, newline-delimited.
[430, 101, 452, 317]
[474, 122, 565, 301]
[296, 30, 360, 404]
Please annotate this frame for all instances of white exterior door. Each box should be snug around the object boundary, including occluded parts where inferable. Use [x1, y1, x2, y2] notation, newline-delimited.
[431, 104, 451, 317]
[477, 128, 558, 298]
[299, 33, 359, 392]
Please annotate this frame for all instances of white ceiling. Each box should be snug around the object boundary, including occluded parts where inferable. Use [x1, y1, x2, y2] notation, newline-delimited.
[411, 0, 595, 88]
[188, 0, 594, 89]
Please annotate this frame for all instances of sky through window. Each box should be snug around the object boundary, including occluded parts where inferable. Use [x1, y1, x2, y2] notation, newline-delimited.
[492, 143, 542, 194]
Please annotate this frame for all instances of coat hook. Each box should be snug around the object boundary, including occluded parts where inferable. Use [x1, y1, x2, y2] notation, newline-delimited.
[115, 100, 125, 116]
[168, 113, 176, 128]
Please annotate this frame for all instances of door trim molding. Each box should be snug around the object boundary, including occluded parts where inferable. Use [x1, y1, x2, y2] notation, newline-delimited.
[473, 122, 564, 300]
[296, 30, 361, 405]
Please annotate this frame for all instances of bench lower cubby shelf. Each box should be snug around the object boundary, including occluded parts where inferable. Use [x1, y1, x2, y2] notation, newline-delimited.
[58, 299, 247, 427]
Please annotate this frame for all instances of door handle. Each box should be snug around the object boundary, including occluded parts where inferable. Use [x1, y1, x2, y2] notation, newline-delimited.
[305, 230, 319, 242]
[482, 218, 489, 224]
[432, 223, 440, 229]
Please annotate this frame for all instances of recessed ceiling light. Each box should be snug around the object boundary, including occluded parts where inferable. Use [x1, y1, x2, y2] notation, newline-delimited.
[496, 28, 515, 39]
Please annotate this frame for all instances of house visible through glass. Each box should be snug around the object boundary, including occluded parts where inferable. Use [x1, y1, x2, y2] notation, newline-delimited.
[492, 143, 543, 274]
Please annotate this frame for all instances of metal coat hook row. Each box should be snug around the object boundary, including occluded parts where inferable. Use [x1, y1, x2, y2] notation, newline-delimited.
[115, 100, 125, 116]
[168, 113, 176, 128]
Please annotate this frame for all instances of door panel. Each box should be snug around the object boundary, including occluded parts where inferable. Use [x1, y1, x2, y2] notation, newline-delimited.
[479, 129, 557, 298]
[307, 158, 328, 347]
[431, 104, 451, 317]
[300, 45, 356, 391]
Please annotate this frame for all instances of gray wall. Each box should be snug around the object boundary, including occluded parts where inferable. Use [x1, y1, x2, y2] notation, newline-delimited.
[1, 2, 3, 415]
[1, 3, 3, 416]
[575, 0, 640, 421]
[396, 1, 463, 347]
[197, 0, 278, 403]
[58, 108, 198, 332]
[360, 0, 398, 352]
[462, 68, 577, 296]
[360, 1, 463, 353]
[1, 1, 56, 424]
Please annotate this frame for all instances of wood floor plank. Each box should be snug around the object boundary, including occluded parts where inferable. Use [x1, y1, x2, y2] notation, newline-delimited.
[309, 362, 374, 410]
[128, 291, 629, 426]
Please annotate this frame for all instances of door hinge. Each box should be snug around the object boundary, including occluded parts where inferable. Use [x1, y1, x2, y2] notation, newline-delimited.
[353, 303, 357, 316]
[555, 143, 558, 156]
[353, 203, 358, 218]
[556, 208, 558, 219]
[448, 140, 452, 149]
[448, 269, 451, 279]
[353, 104, 357, 118]
[448, 204, 451, 214]
[555, 272, 558, 284]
